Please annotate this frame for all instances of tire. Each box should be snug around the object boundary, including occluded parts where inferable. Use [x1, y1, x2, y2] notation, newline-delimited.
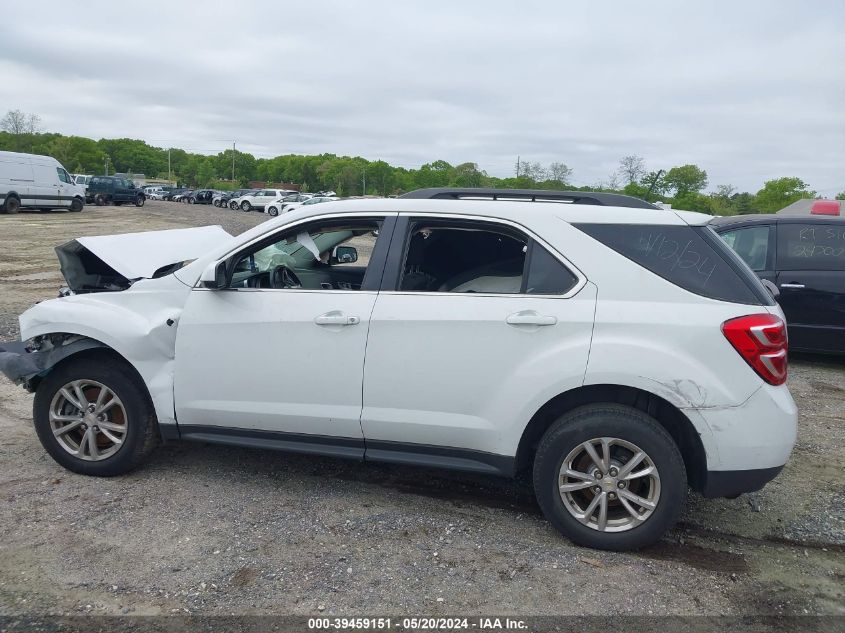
[212, 199, 220, 207]
[532, 404, 686, 551]
[267, 205, 278, 217]
[135, 195, 145, 207]
[69, 198, 84, 212]
[240, 201, 251, 212]
[3, 195, 21, 214]
[94, 193, 107, 206]
[188, 197, 195, 204]
[33, 355, 159, 477]
[229, 201, 238, 210]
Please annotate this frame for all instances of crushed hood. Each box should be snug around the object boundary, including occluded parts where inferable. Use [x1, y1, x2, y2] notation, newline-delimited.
[55, 226, 232, 293]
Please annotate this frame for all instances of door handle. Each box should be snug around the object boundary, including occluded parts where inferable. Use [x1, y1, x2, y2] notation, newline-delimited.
[780, 283, 805, 289]
[506, 312, 557, 326]
[314, 312, 360, 326]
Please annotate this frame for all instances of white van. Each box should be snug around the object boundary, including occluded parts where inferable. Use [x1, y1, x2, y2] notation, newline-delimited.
[0, 151, 86, 214]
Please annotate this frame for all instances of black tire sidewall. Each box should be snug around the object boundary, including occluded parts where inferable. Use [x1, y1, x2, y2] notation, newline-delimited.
[70, 198, 83, 212]
[533, 405, 686, 551]
[33, 358, 154, 477]
[5, 196, 21, 213]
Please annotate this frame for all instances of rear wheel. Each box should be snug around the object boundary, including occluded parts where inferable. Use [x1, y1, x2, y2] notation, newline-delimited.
[3, 195, 21, 214]
[229, 201, 238, 210]
[240, 201, 252, 212]
[33, 356, 159, 476]
[69, 198, 84, 212]
[533, 404, 686, 551]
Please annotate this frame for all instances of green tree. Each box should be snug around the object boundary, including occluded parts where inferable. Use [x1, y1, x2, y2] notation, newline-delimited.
[754, 177, 814, 213]
[835, 191, 845, 200]
[664, 164, 708, 196]
[196, 159, 216, 186]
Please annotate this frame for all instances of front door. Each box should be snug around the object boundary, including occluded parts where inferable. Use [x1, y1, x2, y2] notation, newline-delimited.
[361, 217, 596, 471]
[174, 214, 394, 451]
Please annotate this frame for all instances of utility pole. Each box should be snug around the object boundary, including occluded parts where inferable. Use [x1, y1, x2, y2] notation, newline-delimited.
[516, 155, 520, 178]
[167, 148, 171, 184]
[232, 141, 236, 182]
[362, 165, 366, 195]
[104, 157, 109, 176]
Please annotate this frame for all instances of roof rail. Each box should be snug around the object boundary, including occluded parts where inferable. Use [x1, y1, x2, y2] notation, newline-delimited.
[399, 187, 658, 209]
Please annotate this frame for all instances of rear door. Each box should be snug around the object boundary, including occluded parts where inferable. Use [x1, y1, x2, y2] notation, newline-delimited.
[775, 221, 845, 353]
[360, 215, 596, 471]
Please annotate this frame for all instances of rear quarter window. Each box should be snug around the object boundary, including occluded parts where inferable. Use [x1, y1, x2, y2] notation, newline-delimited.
[777, 223, 845, 271]
[575, 223, 772, 305]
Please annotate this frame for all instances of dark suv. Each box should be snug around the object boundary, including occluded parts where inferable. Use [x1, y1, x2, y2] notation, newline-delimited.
[86, 176, 146, 207]
[712, 207, 845, 354]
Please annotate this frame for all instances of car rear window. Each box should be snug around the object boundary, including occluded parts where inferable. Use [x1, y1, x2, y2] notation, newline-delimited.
[777, 223, 845, 271]
[574, 223, 773, 305]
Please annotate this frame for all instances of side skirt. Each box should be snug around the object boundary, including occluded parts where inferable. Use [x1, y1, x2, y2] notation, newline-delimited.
[171, 425, 515, 477]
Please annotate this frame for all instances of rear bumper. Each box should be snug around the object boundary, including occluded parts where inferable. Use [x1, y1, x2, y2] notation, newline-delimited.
[701, 465, 784, 498]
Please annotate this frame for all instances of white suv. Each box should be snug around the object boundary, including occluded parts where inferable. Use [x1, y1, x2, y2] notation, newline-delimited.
[0, 188, 797, 550]
[232, 188, 295, 212]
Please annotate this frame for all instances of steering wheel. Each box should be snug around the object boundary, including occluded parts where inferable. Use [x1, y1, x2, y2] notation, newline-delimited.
[270, 265, 302, 289]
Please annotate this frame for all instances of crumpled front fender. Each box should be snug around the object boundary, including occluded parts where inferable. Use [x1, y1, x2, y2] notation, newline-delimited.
[0, 338, 105, 386]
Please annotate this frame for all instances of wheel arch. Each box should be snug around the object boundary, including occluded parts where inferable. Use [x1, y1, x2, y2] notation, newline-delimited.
[515, 384, 707, 492]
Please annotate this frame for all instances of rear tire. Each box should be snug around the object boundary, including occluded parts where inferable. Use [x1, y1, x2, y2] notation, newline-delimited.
[240, 201, 252, 212]
[3, 195, 21, 214]
[33, 356, 159, 477]
[533, 404, 686, 551]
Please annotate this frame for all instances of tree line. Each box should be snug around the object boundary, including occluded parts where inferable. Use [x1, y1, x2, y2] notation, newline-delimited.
[1, 109, 841, 215]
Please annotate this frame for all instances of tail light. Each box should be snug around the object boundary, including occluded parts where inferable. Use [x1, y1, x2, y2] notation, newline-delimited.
[722, 314, 788, 385]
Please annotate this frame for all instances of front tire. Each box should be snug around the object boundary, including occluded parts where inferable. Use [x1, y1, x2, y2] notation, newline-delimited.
[69, 197, 84, 212]
[94, 193, 108, 206]
[33, 356, 159, 477]
[135, 195, 145, 207]
[267, 205, 279, 216]
[3, 195, 21, 214]
[533, 404, 686, 551]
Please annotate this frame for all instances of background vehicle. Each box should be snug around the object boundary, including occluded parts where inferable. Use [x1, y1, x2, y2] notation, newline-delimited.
[0, 188, 797, 551]
[86, 176, 146, 207]
[265, 193, 313, 216]
[171, 189, 194, 202]
[73, 174, 93, 188]
[186, 189, 216, 204]
[0, 150, 86, 213]
[233, 188, 294, 212]
[713, 207, 845, 354]
[213, 189, 254, 208]
[281, 195, 338, 214]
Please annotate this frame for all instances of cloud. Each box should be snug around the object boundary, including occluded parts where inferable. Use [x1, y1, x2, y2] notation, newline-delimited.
[1, 0, 843, 193]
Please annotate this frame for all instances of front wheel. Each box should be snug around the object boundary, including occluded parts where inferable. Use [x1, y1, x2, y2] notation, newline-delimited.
[135, 195, 145, 207]
[533, 404, 686, 551]
[267, 205, 279, 216]
[69, 197, 84, 212]
[33, 356, 159, 476]
[94, 193, 108, 206]
[229, 201, 239, 210]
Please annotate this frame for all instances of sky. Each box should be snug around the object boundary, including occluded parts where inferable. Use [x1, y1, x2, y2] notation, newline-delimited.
[1, 1, 843, 195]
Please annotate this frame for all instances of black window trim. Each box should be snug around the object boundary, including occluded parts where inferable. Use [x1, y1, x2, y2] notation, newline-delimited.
[201, 212, 398, 293]
[380, 212, 586, 298]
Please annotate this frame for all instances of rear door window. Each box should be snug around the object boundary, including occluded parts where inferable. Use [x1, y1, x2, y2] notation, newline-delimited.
[575, 223, 771, 305]
[777, 223, 845, 271]
[719, 225, 771, 271]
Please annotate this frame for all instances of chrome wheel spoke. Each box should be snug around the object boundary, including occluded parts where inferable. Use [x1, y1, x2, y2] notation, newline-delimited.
[53, 419, 83, 437]
[619, 495, 643, 522]
[95, 397, 119, 416]
[94, 386, 111, 411]
[624, 465, 655, 481]
[99, 427, 122, 444]
[560, 480, 595, 493]
[50, 412, 81, 424]
[617, 450, 646, 479]
[97, 420, 125, 433]
[72, 382, 90, 409]
[59, 388, 84, 412]
[597, 493, 609, 531]
[86, 427, 99, 459]
[582, 441, 605, 472]
[578, 491, 604, 525]
[618, 488, 656, 510]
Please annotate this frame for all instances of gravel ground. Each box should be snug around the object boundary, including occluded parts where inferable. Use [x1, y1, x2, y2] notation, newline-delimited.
[0, 202, 843, 617]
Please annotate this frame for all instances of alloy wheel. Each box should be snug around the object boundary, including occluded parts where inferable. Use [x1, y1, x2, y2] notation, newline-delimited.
[49, 380, 128, 461]
[558, 437, 661, 532]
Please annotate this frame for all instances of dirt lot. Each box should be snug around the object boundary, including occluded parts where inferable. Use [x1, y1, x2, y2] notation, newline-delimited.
[0, 201, 843, 617]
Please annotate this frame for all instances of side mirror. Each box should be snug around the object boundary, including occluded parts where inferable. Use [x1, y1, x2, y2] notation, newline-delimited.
[200, 261, 228, 289]
[333, 245, 358, 264]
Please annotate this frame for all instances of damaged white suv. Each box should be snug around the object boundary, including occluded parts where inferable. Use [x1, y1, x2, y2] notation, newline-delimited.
[0, 188, 797, 550]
